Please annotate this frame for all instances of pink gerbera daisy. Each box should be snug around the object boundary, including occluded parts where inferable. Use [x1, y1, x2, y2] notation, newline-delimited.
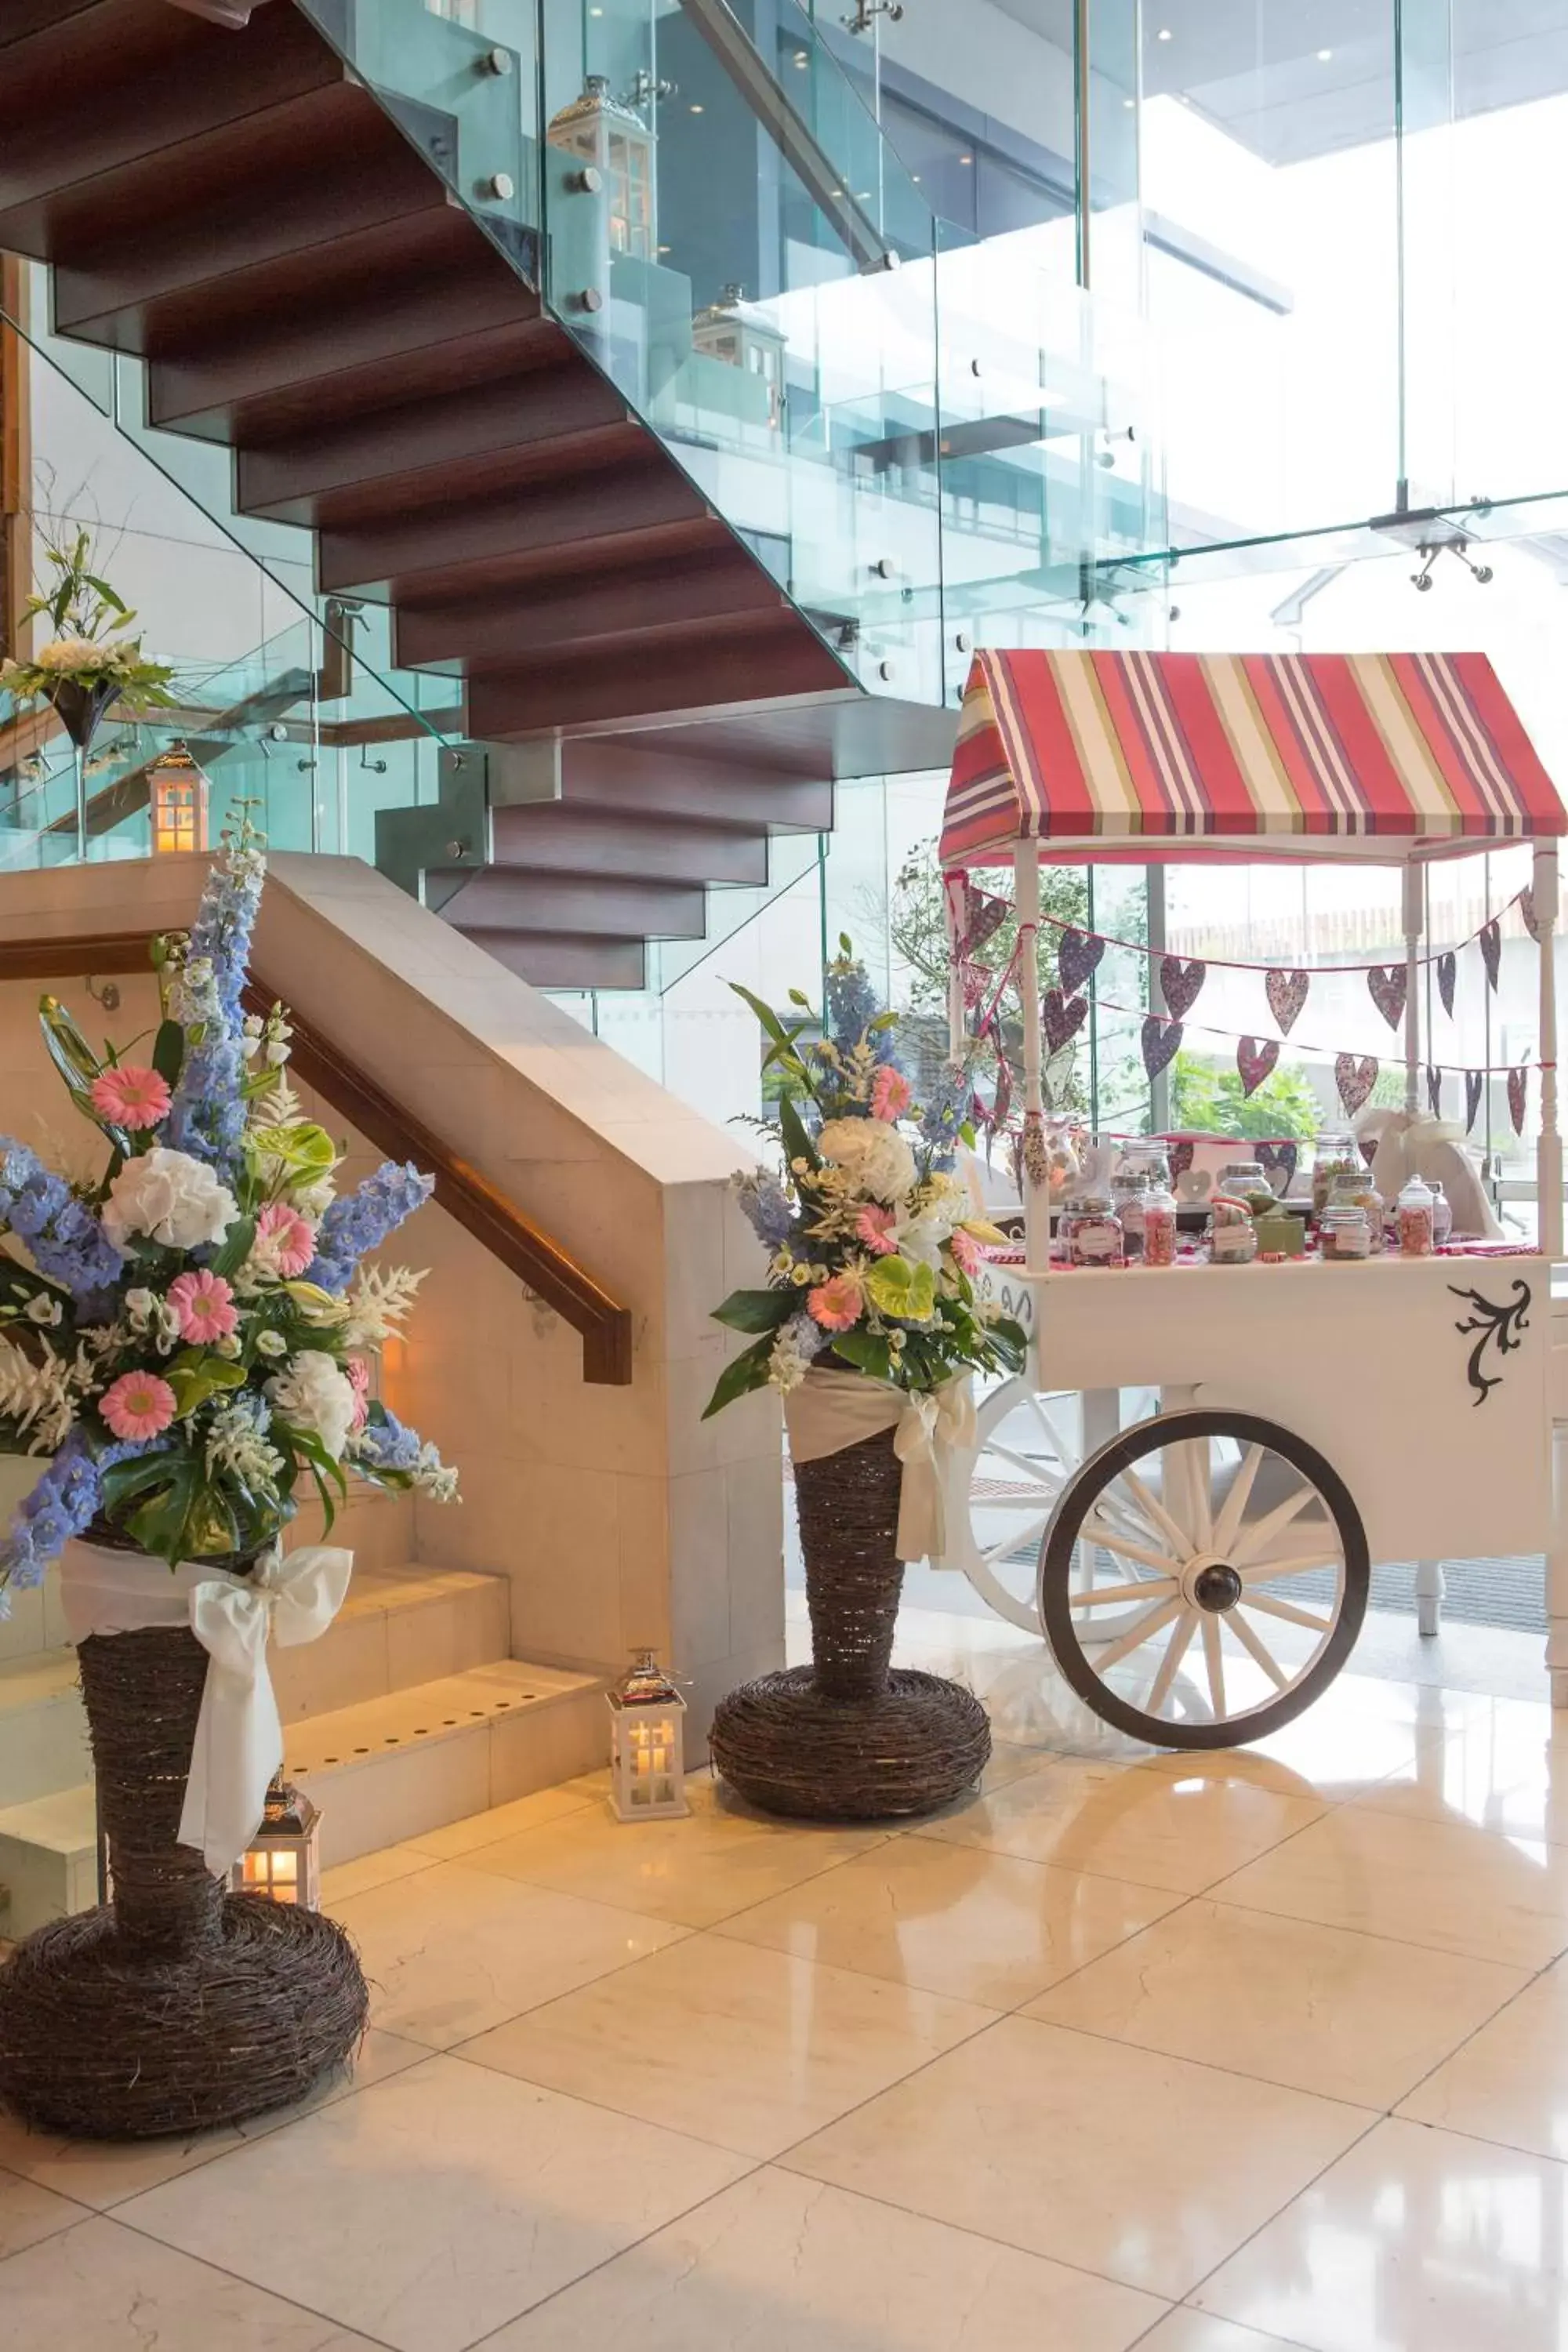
[855, 1203, 899, 1256]
[168, 1269, 238, 1344]
[89, 1064, 171, 1131]
[100, 1370, 177, 1442]
[808, 1272, 863, 1332]
[869, 1065, 913, 1123]
[949, 1227, 983, 1276]
[255, 1201, 316, 1278]
[347, 1355, 371, 1430]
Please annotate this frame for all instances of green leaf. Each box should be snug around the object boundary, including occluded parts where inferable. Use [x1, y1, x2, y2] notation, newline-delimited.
[209, 1217, 256, 1280]
[776, 1091, 819, 1174]
[786, 989, 813, 1008]
[711, 1288, 793, 1335]
[838, 932, 852, 956]
[829, 1328, 892, 1381]
[246, 1120, 336, 1180]
[151, 1019, 184, 1088]
[728, 981, 791, 1047]
[81, 574, 128, 615]
[701, 1333, 774, 1420]
[99, 1450, 182, 1514]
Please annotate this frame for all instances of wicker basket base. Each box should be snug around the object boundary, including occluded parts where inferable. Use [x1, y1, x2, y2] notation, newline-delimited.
[710, 1664, 991, 1821]
[0, 1893, 367, 2141]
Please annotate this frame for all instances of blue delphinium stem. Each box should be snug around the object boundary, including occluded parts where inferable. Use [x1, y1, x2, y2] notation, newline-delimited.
[0, 1429, 156, 1612]
[165, 829, 266, 1171]
[0, 1140, 122, 1301]
[306, 1161, 435, 1292]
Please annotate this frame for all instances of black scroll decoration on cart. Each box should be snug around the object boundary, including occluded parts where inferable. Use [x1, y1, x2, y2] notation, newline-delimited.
[1447, 1278, 1532, 1406]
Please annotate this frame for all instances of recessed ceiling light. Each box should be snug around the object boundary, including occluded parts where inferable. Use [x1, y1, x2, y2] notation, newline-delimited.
[1156, 24, 1172, 39]
[794, 49, 808, 65]
[912, 172, 921, 181]
[959, 153, 973, 165]
[855, 190, 871, 199]
[1123, 96, 1134, 107]
[689, 102, 704, 112]
[1316, 45, 1333, 60]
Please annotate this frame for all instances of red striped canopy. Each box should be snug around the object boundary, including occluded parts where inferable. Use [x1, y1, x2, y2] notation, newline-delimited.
[940, 650, 1566, 867]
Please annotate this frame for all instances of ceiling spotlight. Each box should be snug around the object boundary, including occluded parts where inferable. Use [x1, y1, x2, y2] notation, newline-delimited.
[1316, 46, 1333, 61]
[1157, 25, 1172, 39]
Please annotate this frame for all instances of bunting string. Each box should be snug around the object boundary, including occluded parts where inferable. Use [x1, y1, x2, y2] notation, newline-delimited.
[1022, 890, 1526, 976]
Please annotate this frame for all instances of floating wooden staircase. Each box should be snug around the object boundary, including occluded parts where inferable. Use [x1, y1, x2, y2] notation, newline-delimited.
[0, 0, 898, 987]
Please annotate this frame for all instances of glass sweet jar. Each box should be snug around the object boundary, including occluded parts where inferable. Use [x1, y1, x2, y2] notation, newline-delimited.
[1320, 1203, 1372, 1261]
[1142, 1178, 1178, 1268]
[1060, 1189, 1124, 1269]
[1311, 1127, 1361, 1219]
[1208, 1193, 1258, 1265]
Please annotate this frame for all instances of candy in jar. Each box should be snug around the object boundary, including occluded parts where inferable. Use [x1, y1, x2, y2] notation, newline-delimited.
[1312, 1127, 1360, 1218]
[1111, 1170, 1150, 1262]
[1398, 1174, 1435, 1257]
[1061, 1189, 1123, 1268]
[1142, 1181, 1178, 1268]
[1209, 1193, 1258, 1265]
[1431, 1180, 1453, 1246]
[1320, 1203, 1371, 1261]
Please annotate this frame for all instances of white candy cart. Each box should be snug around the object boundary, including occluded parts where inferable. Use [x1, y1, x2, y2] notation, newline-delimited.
[938, 648, 1568, 1747]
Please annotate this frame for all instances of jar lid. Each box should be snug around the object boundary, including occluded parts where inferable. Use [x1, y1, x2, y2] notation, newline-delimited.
[1065, 1189, 1115, 1214]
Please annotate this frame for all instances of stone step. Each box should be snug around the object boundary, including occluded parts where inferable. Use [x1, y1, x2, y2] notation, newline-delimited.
[0, 1657, 604, 1938]
[0, 1560, 510, 1809]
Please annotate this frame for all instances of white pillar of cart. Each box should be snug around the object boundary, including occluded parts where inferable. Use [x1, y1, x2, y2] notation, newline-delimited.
[1533, 843, 1568, 1705]
[1404, 858, 1446, 1632]
[1015, 840, 1050, 1274]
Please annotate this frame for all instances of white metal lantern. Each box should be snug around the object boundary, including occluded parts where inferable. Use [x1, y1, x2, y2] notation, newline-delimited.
[230, 1776, 322, 1907]
[546, 75, 655, 261]
[147, 739, 210, 856]
[608, 1650, 688, 1820]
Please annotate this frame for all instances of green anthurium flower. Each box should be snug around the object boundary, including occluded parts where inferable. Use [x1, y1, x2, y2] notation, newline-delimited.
[864, 1256, 936, 1323]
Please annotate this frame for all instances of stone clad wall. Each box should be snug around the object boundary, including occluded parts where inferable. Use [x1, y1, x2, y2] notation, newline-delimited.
[0, 853, 785, 1744]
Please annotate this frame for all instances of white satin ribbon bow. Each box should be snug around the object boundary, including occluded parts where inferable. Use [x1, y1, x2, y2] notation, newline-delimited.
[180, 1545, 353, 1874]
[782, 1368, 976, 1564]
[61, 1541, 352, 1876]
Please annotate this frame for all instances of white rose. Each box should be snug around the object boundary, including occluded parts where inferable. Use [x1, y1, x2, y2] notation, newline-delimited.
[102, 1148, 238, 1253]
[267, 1348, 357, 1461]
[817, 1116, 916, 1205]
[293, 1177, 335, 1218]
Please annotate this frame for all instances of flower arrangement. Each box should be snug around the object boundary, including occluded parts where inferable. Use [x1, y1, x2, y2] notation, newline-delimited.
[703, 946, 1027, 1417]
[0, 528, 176, 738]
[0, 815, 456, 1605]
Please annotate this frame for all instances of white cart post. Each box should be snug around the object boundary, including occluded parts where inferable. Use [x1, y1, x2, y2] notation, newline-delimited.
[1015, 841, 1048, 1274]
[1403, 858, 1424, 1112]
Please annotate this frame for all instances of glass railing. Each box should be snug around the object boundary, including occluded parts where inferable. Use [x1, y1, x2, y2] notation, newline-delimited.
[292, 0, 1165, 702]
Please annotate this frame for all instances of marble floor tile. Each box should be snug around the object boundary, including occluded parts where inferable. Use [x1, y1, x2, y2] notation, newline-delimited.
[332, 1860, 686, 2046]
[117, 2054, 750, 2352]
[1398, 1955, 1568, 2160]
[458, 1773, 891, 1929]
[1027, 1898, 1526, 2107]
[1196, 2114, 1568, 2352]
[1135, 2317, 1315, 2352]
[0, 2214, 383, 2350]
[1212, 1804, 1568, 1969]
[1350, 1695, 1568, 1847]
[713, 1831, 1183, 2009]
[783, 2015, 1371, 2301]
[1136, 1700, 1451, 1803]
[481, 2168, 1166, 2350]
[0, 2165, 89, 2259]
[320, 1846, 437, 1905]
[461, 1932, 996, 2158]
[918, 1755, 1326, 1894]
[400, 1784, 594, 1858]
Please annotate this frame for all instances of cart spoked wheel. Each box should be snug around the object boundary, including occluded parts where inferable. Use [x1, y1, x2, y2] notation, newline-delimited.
[955, 1380, 1153, 1639]
[1040, 1409, 1370, 1749]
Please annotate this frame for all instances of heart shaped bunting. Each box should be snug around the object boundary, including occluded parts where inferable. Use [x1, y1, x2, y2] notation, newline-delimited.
[1426, 1066, 1443, 1115]
[1265, 968, 1309, 1036]
[960, 891, 1009, 961]
[1436, 952, 1457, 1019]
[1042, 988, 1089, 1057]
[1521, 885, 1541, 944]
[1236, 1036, 1280, 1098]
[1255, 1140, 1298, 1193]
[1142, 1014, 1183, 1083]
[1367, 964, 1407, 1031]
[1167, 1141, 1195, 1181]
[1058, 927, 1105, 997]
[1160, 956, 1207, 1021]
[1508, 1065, 1529, 1135]
[1465, 1069, 1484, 1133]
[960, 959, 991, 1010]
[990, 1047, 1012, 1132]
[1480, 920, 1502, 993]
[1335, 1054, 1378, 1118]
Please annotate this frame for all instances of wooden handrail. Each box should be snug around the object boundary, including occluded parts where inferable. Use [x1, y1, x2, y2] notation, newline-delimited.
[0, 930, 635, 1385]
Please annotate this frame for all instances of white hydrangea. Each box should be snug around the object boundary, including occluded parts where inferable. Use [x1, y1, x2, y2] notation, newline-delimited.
[103, 1148, 238, 1253]
[816, 1116, 916, 1206]
[266, 1348, 358, 1460]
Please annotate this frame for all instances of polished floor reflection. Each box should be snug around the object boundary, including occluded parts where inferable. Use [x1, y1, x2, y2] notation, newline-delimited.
[5, 1606, 1568, 2347]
